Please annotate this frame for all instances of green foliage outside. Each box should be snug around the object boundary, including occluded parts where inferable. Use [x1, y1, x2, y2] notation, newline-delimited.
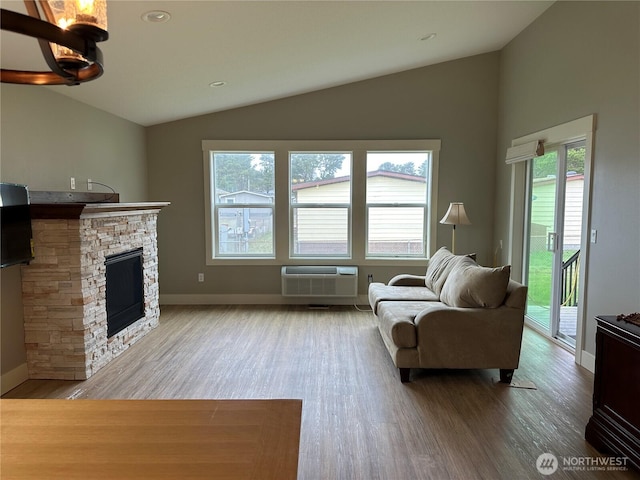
[527, 250, 553, 306]
[215, 153, 352, 194]
[291, 154, 345, 183]
[527, 249, 578, 307]
[377, 160, 428, 177]
[247, 231, 273, 254]
[214, 153, 432, 196]
[214, 153, 274, 194]
[533, 147, 585, 179]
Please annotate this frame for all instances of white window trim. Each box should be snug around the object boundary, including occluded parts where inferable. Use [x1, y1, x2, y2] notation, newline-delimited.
[203, 139, 441, 266]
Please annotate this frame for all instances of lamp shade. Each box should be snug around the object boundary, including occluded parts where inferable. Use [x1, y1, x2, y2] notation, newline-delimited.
[48, 0, 108, 31]
[440, 202, 471, 226]
[47, 0, 108, 68]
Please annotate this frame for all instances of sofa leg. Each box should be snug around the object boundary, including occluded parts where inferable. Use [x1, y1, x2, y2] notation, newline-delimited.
[499, 369, 514, 384]
[399, 368, 410, 383]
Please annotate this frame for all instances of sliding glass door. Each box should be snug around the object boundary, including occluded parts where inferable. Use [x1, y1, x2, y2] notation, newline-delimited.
[524, 142, 585, 347]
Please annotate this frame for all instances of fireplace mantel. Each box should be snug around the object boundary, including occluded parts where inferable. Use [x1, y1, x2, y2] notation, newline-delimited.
[31, 202, 170, 219]
[21, 200, 170, 380]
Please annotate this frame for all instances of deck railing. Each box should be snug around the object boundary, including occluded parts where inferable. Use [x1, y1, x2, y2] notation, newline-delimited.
[561, 250, 580, 307]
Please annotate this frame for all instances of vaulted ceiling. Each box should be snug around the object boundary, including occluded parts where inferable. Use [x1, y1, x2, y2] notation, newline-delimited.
[1, 1, 553, 126]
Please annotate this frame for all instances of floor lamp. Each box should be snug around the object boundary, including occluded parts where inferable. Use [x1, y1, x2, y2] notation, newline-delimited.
[440, 202, 471, 254]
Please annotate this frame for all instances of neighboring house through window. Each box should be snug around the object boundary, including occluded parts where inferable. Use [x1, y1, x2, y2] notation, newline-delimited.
[203, 140, 440, 265]
[209, 151, 275, 258]
[366, 151, 432, 257]
[290, 152, 352, 257]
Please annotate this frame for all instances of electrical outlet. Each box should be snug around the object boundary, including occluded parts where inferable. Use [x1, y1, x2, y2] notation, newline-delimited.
[87, 178, 93, 191]
[591, 229, 597, 244]
[198, 273, 205, 282]
[70, 177, 76, 190]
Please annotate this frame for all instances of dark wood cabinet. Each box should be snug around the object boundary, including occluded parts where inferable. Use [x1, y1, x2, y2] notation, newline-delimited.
[585, 315, 640, 471]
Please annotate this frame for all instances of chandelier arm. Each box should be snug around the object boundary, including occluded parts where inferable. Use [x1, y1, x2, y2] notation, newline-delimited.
[1, 62, 103, 85]
[36, 37, 77, 82]
[1, 8, 105, 85]
[2, 69, 75, 85]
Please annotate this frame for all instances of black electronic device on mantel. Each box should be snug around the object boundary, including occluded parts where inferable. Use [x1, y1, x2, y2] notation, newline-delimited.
[0, 182, 34, 268]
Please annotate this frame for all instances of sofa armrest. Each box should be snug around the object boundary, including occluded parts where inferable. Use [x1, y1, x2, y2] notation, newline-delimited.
[388, 274, 426, 287]
[413, 304, 525, 369]
[504, 280, 528, 310]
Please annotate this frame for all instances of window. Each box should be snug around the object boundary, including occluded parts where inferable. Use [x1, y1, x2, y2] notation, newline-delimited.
[209, 151, 275, 258]
[203, 139, 440, 265]
[366, 151, 431, 257]
[289, 152, 352, 257]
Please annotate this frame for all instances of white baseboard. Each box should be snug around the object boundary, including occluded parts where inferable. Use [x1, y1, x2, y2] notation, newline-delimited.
[1, 363, 28, 396]
[580, 350, 595, 373]
[160, 294, 369, 306]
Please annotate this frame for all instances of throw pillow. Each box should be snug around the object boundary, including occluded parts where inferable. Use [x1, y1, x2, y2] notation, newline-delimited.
[440, 257, 511, 308]
[425, 247, 476, 296]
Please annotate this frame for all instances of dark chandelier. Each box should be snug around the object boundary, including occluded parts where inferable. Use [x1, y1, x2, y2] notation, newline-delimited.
[1, 0, 108, 85]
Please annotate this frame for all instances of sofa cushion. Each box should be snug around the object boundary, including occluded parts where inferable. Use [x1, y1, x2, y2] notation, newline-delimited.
[424, 247, 474, 296]
[377, 301, 429, 348]
[440, 257, 511, 308]
[368, 282, 439, 314]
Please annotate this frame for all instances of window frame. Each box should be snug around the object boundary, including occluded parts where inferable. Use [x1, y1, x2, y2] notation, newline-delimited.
[289, 150, 353, 258]
[365, 150, 433, 259]
[210, 150, 276, 259]
[203, 139, 441, 266]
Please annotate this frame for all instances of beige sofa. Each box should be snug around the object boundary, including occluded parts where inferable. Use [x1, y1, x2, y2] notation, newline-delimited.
[368, 247, 527, 383]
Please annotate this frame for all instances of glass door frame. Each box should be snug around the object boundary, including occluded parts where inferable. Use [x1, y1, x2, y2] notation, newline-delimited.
[523, 141, 584, 347]
[505, 115, 595, 369]
[522, 147, 561, 339]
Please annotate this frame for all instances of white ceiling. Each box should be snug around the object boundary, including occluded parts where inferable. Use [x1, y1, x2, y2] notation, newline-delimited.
[1, 1, 553, 126]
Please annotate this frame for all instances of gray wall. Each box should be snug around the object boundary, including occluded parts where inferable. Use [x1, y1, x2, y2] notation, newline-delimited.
[495, 1, 640, 355]
[147, 53, 500, 298]
[0, 85, 147, 378]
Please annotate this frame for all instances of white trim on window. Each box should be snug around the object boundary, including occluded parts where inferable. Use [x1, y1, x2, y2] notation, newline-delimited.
[202, 139, 441, 265]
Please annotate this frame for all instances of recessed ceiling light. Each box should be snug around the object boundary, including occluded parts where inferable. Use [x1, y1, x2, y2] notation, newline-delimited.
[209, 81, 227, 88]
[141, 10, 171, 23]
[420, 33, 437, 41]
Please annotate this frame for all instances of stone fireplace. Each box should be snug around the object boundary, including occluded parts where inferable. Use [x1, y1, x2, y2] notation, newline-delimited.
[21, 199, 169, 380]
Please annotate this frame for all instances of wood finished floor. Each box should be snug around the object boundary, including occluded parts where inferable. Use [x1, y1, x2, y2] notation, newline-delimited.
[4, 305, 639, 480]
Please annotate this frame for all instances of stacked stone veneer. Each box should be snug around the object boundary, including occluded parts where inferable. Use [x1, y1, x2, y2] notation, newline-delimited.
[21, 209, 162, 380]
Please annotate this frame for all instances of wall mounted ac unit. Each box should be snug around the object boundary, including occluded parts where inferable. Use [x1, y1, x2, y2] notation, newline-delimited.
[281, 266, 358, 297]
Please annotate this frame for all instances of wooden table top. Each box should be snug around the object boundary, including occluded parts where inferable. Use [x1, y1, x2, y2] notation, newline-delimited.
[1, 399, 302, 480]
